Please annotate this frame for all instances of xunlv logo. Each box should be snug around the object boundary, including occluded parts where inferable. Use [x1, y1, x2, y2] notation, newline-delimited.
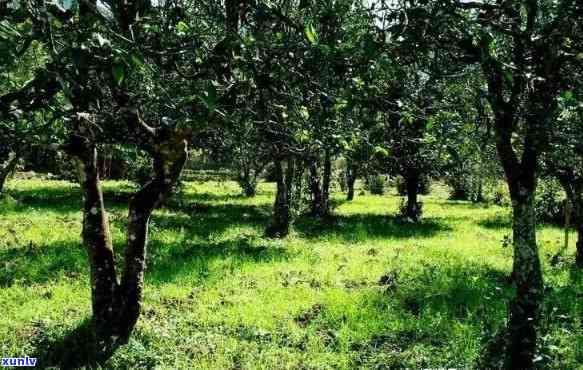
[1, 357, 37, 367]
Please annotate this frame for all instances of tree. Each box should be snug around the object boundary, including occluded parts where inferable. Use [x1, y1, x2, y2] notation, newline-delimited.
[0, 0, 194, 344]
[436, 0, 582, 366]
[547, 89, 583, 267]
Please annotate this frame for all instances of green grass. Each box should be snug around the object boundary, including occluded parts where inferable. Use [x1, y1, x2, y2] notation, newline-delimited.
[0, 179, 582, 369]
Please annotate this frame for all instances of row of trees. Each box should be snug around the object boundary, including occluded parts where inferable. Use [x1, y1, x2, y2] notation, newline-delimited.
[1, 0, 582, 366]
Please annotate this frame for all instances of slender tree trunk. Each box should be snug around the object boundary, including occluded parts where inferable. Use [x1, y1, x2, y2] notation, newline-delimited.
[403, 173, 421, 222]
[238, 164, 258, 197]
[346, 161, 356, 201]
[266, 159, 293, 237]
[557, 175, 583, 268]
[474, 180, 484, 203]
[118, 134, 188, 338]
[0, 152, 19, 194]
[66, 136, 120, 342]
[568, 192, 583, 268]
[576, 214, 583, 268]
[322, 150, 331, 214]
[308, 160, 324, 216]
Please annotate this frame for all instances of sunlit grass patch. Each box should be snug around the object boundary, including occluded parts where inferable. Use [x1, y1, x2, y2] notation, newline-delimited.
[0, 179, 581, 369]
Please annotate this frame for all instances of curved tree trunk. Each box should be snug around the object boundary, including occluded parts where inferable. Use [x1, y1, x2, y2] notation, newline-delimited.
[118, 136, 188, 338]
[66, 127, 188, 343]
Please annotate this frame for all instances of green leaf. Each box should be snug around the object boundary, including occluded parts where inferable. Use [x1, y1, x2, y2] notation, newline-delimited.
[503, 70, 514, 84]
[299, 106, 310, 120]
[199, 83, 218, 112]
[304, 23, 318, 45]
[176, 21, 189, 35]
[112, 62, 126, 86]
[373, 146, 389, 157]
[129, 50, 145, 70]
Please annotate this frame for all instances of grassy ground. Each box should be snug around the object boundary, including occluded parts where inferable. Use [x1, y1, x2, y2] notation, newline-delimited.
[0, 179, 581, 369]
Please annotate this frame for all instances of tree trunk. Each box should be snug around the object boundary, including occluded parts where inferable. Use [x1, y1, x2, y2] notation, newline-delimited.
[308, 160, 325, 216]
[266, 159, 293, 237]
[66, 129, 188, 342]
[118, 134, 188, 339]
[346, 161, 356, 201]
[66, 136, 120, 342]
[557, 175, 583, 268]
[238, 164, 258, 197]
[576, 217, 583, 268]
[0, 152, 19, 194]
[322, 150, 331, 214]
[238, 165, 255, 197]
[403, 173, 421, 222]
[505, 188, 543, 369]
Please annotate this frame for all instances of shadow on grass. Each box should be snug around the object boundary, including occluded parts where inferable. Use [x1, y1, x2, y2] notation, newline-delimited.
[476, 214, 512, 230]
[294, 214, 452, 241]
[0, 203, 279, 287]
[5, 185, 134, 214]
[0, 241, 87, 287]
[305, 261, 512, 368]
[0, 197, 453, 287]
[147, 233, 291, 284]
[32, 319, 121, 369]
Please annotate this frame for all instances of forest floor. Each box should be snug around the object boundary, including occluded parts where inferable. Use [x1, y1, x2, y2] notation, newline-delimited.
[0, 179, 581, 369]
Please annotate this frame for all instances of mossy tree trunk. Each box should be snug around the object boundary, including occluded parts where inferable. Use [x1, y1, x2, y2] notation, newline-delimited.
[493, 111, 546, 368]
[506, 185, 543, 367]
[66, 134, 120, 342]
[66, 122, 188, 343]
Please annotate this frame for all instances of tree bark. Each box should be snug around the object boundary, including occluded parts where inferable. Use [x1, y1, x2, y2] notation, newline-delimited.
[266, 158, 294, 237]
[322, 150, 331, 214]
[66, 128, 188, 342]
[505, 187, 543, 368]
[65, 135, 120, 342]
[308, 159, 325, 216]
[403, 173, 421, 222]
[307, 152, 331, 217]
[0, 152, 19, 194]
[493, 112, 544, 368]
[238, 164, 256, 197]
[238, 161, 265, 197]
[118, 136, 188, 338]
[557, 174, 583, 268]
[576, 216, 583, 268]
[346, 162, 356, 201]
